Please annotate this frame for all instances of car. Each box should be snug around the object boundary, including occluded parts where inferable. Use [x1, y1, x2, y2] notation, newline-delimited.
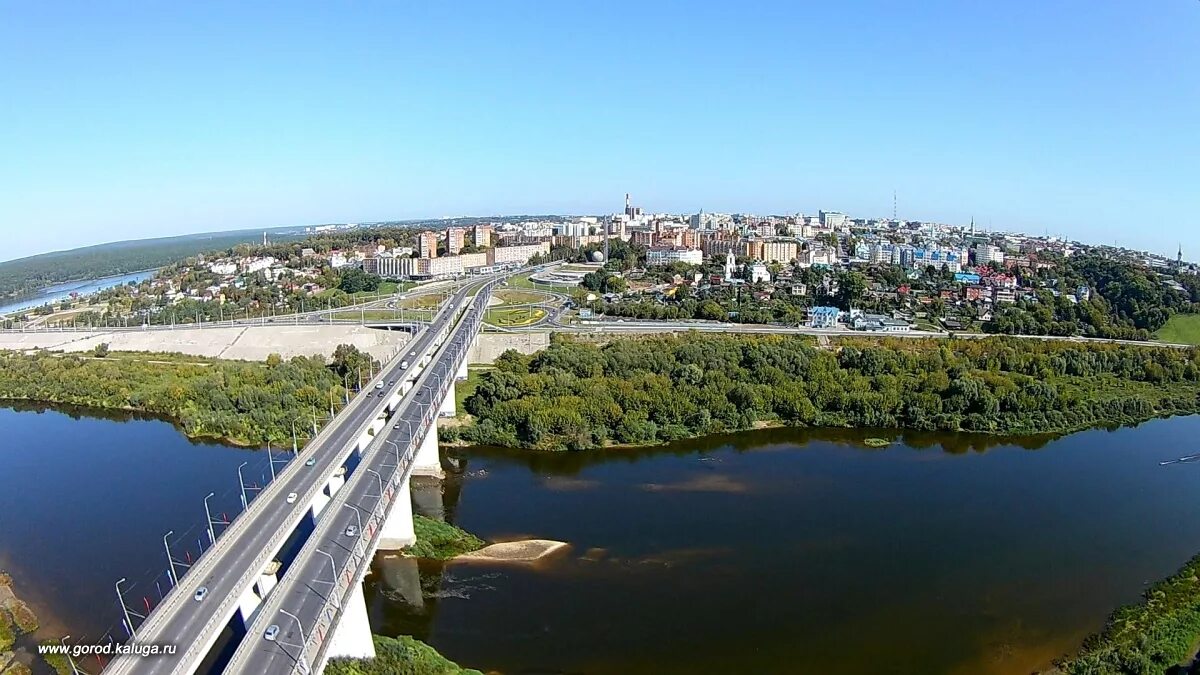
[286, 492, 297, 504]
[375, 382, 384, 389]
[393, 422, 401, 429]
[264, 625, 280, 642]
[194, 586, 208, 602]
[388, 380, 394, 386]
[305, 458, 315, 467]
[409, 350, 416, 356]
[400, 360, 409, 368]
[344, 525, 359, 537]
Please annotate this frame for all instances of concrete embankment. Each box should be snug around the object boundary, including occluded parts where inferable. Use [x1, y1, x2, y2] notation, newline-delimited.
[0, 325, 406, 362]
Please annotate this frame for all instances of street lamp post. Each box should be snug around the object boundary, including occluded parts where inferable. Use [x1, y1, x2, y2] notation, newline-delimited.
[115, 578, 134, 638]
[60, 635, 81, 675]
[366, 468, 386, 498]
[237, 462, 250, 510]
[277, 609, 313, 674]
[315, 549, 339, 596]
[203, 492, 217, 544]
[163, 531, 178, 587]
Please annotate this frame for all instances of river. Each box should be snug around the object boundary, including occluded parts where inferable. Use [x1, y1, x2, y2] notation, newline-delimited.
[0, 270, 155, 316]
[3, 405, 1200, 674]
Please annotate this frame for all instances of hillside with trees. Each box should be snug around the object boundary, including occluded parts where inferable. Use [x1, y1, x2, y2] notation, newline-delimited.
[984, 255, 1200, 340]
[448, 334, 1200, 451]
[0, 228, 308, 301]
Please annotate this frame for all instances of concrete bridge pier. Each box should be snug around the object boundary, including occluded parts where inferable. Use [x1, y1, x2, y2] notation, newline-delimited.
[412, 424, 443, 478]
[236, 562, 280, 627]
[379, 555, 424, 609]
[377, 475, 416, 549]
[439, 382, 456, 418]
[456, 356, 469, 381]
[410, 476, 445, 521]
[326, 582, 376, 660]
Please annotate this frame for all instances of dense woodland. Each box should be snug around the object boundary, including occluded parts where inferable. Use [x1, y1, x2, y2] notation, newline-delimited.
[984, 255, 1200, 339]
[0, 229, 306, 300]
[449, 334, 1200, 451]
[0, 345, 377, 446]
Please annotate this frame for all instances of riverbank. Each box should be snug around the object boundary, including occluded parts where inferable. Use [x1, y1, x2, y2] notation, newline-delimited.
[403, 516, 485, 560]
[0, 571, 68, 675]
[326, 635, 482, 675]
[1047, 551, 1200, 674]
[0, 346, 375, 448]
[448, 333, 1200, 451]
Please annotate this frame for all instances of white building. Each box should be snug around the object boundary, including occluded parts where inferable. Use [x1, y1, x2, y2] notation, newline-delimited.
[750, 262, 771, 284]
[976, 243, 1005, 266]
[646, 247, 703, 266]
[491, 242, 550, 265]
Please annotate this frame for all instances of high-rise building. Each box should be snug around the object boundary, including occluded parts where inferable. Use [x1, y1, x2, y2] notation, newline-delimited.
[762, 240, 798, 263]
[472, 224, 493, 248]
[975, 243, 1004, 266]
[418, 231, 439, 259]
[819, 211, 848, 229]
[446, 227, 467, 255]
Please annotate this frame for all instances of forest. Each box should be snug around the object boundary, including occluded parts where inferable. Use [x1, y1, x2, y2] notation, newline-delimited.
[0, 345, 377, 447]
[0, 229, 307, 300]
[984, 255, 1200, 340]
[448, 334, 1200, 451]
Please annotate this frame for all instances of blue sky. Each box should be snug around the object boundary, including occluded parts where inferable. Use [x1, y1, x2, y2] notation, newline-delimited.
[1, 1, 1197, 262]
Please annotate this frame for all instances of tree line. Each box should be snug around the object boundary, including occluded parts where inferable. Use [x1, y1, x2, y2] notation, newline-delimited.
[446, 334, 1200, 451]
[0, 345, 379, 447]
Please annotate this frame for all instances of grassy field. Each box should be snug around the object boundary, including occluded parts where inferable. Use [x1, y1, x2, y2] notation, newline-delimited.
[397, 294, 443, 309]
[504, 273, 542, 290]
[328, 309, 433, 322]
[1155, 313, 1200, 345]
[494, 289, 548, 305]
[454, 366, 490, 417]
[484, 307, 546, 327]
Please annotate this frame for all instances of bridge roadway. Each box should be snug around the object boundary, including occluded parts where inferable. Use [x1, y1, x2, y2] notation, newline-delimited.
[222, 278, 499, 675]
[102, 279, 485, 675]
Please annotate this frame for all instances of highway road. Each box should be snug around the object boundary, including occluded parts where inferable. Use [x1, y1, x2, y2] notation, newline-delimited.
[103, 279, 485, 675]
[2, 276, 466, 334]
[223, 278, 501, 675]
[519, 315, 1195, 349]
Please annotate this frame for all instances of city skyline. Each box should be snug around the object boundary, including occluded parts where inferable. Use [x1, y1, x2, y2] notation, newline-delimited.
[2, 2, 1197, 262]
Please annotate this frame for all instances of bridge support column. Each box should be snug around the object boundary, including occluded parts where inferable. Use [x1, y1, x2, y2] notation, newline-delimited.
[236, 586, 263, 627]
[412, 425, 442, 478]
[380, 555, 424, 609]
[378, 475, 415, 549]
[310, 491, 331, 519]
[327, 468, 346, 497]
[456, 357, 468, 381]
[410, 476, 445, 521]
[255, 561, 280, 598]
[439, 381, 456, 418]
[326, 582, 376, 660]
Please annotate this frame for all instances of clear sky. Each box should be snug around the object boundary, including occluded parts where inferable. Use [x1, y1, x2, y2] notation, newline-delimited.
[1, 1, 1197, 262]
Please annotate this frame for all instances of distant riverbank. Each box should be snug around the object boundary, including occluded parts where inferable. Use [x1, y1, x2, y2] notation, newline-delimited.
[0, 270, 155, 317]
[445, 333, 1200, 452]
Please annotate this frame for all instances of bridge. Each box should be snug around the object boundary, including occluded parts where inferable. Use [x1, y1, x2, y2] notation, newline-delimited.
[102, 275, 502, 675]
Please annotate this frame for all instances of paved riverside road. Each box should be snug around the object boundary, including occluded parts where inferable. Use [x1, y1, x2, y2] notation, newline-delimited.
[102, 280, 483, 675]
[222, 279, 499, 675]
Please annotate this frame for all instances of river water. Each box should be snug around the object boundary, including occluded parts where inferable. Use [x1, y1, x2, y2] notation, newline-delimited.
[3, 405, 1200, 674]
[0, 270, 154, 316]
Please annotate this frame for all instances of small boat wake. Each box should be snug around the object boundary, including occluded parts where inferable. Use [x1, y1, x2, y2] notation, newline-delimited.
[1160, 453, 1200, 466]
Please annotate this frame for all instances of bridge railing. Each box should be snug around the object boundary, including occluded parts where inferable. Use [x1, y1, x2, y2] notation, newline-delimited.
[103, 288, 466, 675]
[294, 285, 491, 674]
